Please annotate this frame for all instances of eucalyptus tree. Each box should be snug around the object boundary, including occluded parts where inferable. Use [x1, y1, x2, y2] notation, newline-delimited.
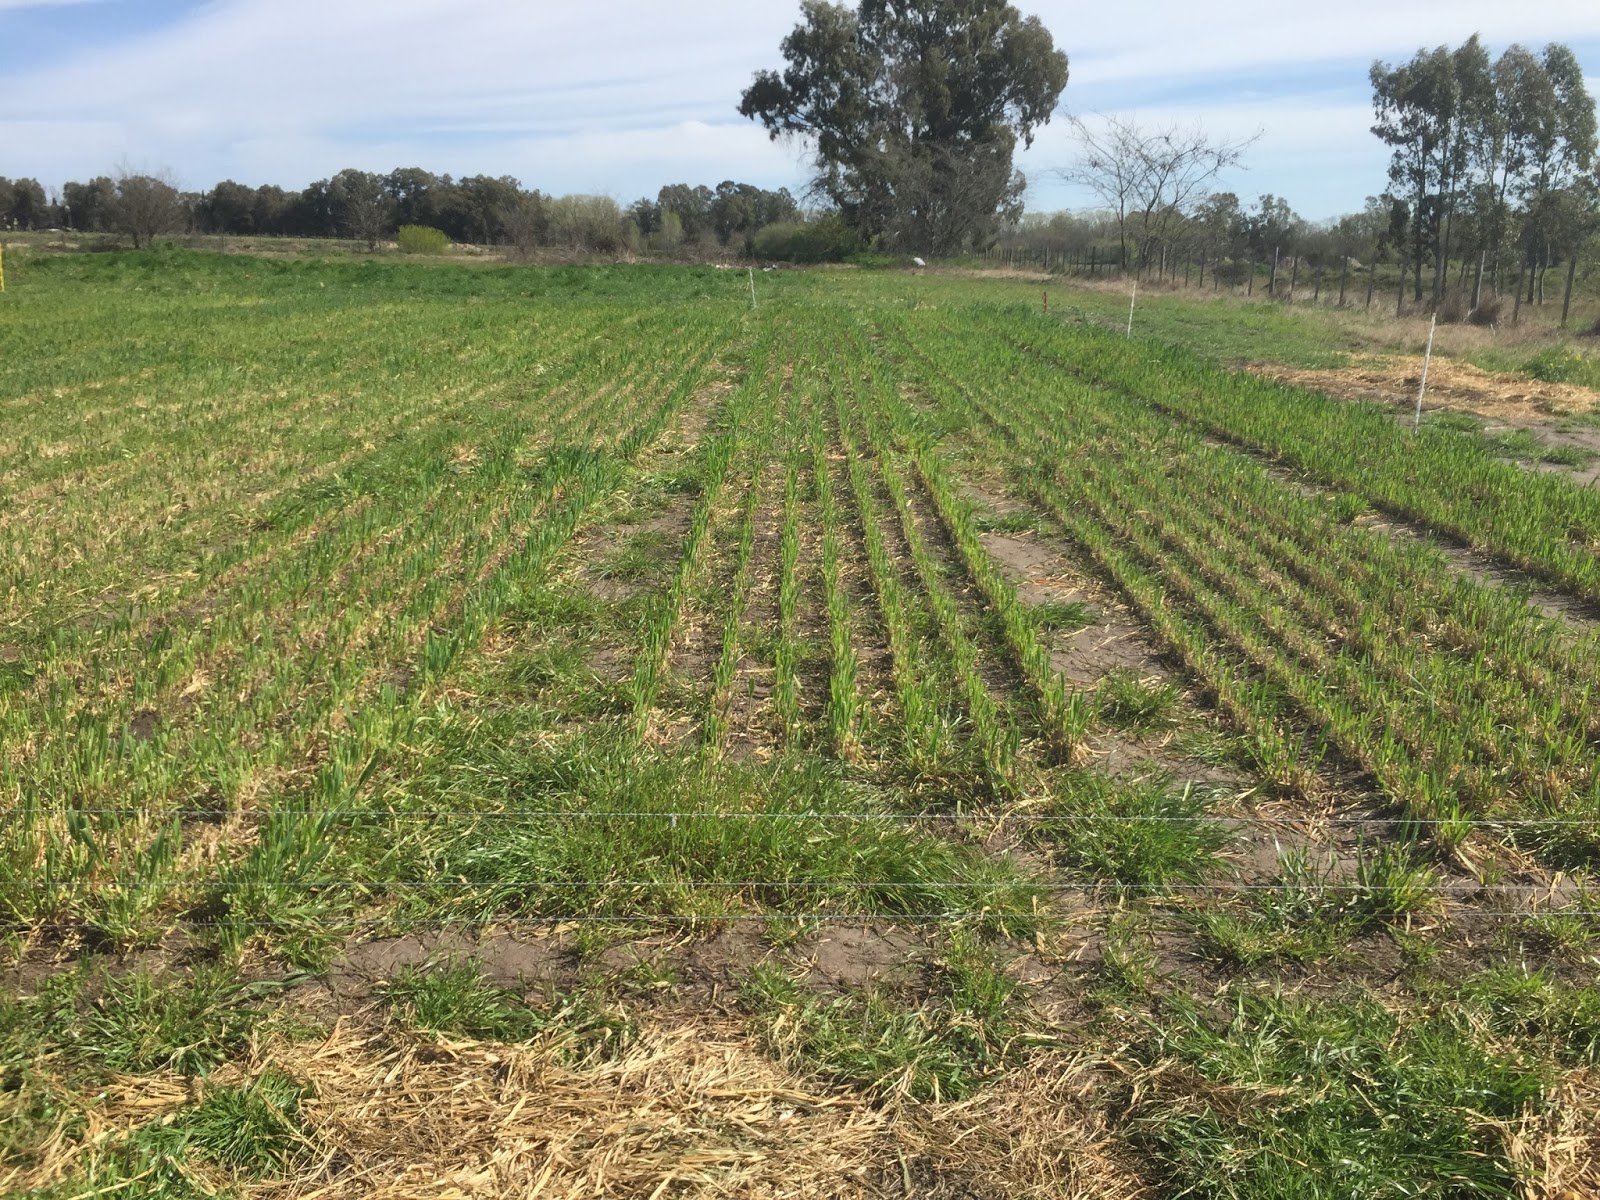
[739, 0, 1068, 255]
[1370, 37, 1493, 303]
[1372, 36, 1596, 308]
[1518, 45, 1597, 302]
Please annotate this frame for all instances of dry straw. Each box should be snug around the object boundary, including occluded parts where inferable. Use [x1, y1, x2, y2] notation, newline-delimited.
[17, 1016, 1141, 1199]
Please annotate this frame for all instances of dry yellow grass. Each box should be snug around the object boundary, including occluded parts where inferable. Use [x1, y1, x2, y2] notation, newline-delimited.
[1252, 355, 1600, 424]
[15, 1016, 1141, 1199]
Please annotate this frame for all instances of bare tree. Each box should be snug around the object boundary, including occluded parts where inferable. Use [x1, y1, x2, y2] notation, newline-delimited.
[1059, 115, 1257, 271]
[112, 166, 184, 249]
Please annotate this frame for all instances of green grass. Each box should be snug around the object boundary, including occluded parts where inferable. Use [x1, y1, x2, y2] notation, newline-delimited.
[1096, 668, 1182, 733]
[741, 932, 1026, 1101]
[1030, 597, 1093, 633]
[1190, 842, 1440, 972]
[1132, 988, 1552, 1198]
[1033, 771, 1230, 888]
[6, 247, 1600, 1196]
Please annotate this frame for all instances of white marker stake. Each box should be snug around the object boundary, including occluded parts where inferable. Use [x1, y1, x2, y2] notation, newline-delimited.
[748, 266, 757, 310]
[1126, 279, 1137, 337]
[1414, 312, 1437, 432]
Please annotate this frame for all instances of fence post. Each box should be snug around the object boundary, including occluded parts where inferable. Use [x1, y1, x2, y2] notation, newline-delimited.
[1396, 256, 1408, 317]
[1247, 253, 1256, 296]
[1366, 259, 1377, 311]
[1338, 256, 1349, 307]
[1287, 255, 1298, 303]
[1414, 313, 1437, 432]
[1313, 265, 1323, 305]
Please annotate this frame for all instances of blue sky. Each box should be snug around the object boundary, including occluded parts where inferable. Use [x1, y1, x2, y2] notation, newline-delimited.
[2, 0, 1598, 222]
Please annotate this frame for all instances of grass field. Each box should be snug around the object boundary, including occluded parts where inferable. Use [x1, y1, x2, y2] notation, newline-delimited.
[4, 247, 1600, 1198]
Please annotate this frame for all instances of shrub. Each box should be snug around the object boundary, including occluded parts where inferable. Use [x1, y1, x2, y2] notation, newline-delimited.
[1466, 296, 1503, 326]
[396, 225, 451, 255]
[1524, 346, 1589, 384]
[1436, 292, 1469, 323]
[751, 214, 860, 264]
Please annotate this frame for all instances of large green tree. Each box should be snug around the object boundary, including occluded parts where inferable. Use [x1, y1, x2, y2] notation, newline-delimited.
[739, 0, 1067, 255]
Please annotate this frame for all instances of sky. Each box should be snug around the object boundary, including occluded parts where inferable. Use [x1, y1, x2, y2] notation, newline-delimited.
[2, 0, 1599, 222]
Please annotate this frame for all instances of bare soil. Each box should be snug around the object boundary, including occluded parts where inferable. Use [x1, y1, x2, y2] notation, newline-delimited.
[977, 530, 1167, 690]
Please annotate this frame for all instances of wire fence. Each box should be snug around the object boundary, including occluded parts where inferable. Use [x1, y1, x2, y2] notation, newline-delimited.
[9, 807, 1600, 828]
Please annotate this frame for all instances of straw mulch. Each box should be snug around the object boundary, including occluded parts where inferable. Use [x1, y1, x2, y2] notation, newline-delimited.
[17, 1016, 1142, 1199]
[1253, 356, 1600, 424]
[1503, 1068, 1600, 1200]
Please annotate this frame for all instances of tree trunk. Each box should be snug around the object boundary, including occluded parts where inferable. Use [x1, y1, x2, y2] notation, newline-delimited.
[1472, 248, 1485, 311]
[1434, 177, 1455, 307]
[1268, 247, 1278, 295]
[1513, 262, 1526, 325]
[1397, 256, 1408, 317]
[1412, 196, 1426, 303]
[1314, 265, 1323, 304]
[1561, 253, 1578, 328]
[1248, 254, 1256, 296]
[1366, 259, 1377, 310]
[1338, 257, 1349, 307]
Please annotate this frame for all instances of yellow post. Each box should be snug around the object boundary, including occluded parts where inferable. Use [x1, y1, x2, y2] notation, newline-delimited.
[0, 242, 6, 293]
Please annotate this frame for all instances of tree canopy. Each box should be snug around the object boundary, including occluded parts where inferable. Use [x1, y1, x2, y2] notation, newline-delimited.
[739, 0, 1067, 254]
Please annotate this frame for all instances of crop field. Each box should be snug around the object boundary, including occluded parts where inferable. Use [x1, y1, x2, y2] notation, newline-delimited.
[4, 249, 1600, 1198]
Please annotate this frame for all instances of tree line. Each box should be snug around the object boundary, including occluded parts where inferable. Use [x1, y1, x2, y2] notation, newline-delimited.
[0, 167, 802, 258]
[1009, 34, 1597, 324]
[6, 0, 1070, 261]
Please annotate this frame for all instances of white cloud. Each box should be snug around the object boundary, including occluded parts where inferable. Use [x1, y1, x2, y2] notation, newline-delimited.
[1060, 0, 1600, 87]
